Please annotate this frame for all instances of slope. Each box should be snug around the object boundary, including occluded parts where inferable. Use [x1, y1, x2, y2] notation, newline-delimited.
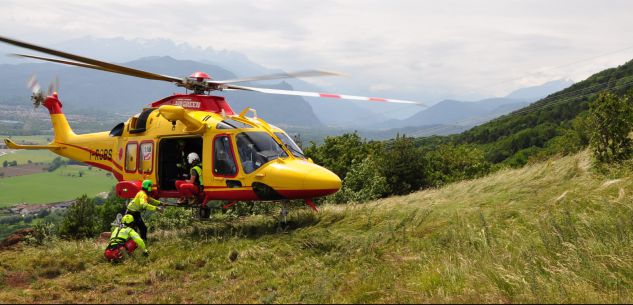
[458, 59, 633, 164]
[2, 151, 633, 303]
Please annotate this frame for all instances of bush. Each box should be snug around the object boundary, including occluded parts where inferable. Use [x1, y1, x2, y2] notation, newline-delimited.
[587, 91, 633, 163]
[58, 195, 101, 239]
[98, 194, 126, 231]
[47, 157, 67, 172]
[377, 135, 428, 196]
[425, 144, 491, 186]
[327, 155, 388, 204]
[146, 207, 192, 230]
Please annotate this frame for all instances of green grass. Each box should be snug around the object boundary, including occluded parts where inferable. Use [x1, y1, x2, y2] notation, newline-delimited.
[0, 165, 115, 206]
[3, 151, 633, 303]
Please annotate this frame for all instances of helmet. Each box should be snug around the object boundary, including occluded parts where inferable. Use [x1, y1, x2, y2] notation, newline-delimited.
[122, 214, 134, 225]
[187, 152, 200, 165]
[142, 179, 153, 192]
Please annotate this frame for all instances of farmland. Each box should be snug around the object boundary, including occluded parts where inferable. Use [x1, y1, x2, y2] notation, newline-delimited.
[0, 165, 115, 207]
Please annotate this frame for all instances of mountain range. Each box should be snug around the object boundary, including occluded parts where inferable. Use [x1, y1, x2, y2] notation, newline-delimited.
[0, 36, 573, 134]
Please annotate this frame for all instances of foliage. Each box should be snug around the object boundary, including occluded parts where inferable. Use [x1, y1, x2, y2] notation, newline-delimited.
[425, 144, 491, 186]
[28, 221, 59, 245]
[96, 192, 126, 232]
[304, 132, 380, 180]
[326, 155, 388, 204]
[587, 91, 633, 163]
[146, 206, 193, 231]
[47, 157, 68, 172]
[377, 135, 428, 195]
[58, 195, 100, 239]
[457, 59, 633, 166]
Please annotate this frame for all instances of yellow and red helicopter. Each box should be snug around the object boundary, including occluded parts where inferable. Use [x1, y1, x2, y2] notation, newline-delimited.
[0, 35, 422, 217]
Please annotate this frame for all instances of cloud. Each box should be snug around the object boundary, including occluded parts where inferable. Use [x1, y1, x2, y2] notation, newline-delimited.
[1, 0, 633, 103]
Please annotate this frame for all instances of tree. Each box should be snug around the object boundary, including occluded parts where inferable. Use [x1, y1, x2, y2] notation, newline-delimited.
[304, 132, 379, 180]
[377, 135, 428, 196]
[587, 91, 633, 163]
[59, 195, 100, 239]
[327, 155, 389, 204]
[2, 160, 6, 167]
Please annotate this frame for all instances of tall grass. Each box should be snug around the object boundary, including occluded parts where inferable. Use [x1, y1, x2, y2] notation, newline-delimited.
[2, 150, 633, 303]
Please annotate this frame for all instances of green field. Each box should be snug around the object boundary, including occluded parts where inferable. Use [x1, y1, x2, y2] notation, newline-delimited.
[0, 150, 61, 165]
[0, 165, 115, 207]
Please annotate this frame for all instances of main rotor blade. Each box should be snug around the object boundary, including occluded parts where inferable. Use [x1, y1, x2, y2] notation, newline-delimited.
[226, 84, 425, 105]
[212, 70, 343, 84]
[13, 53, 116, 73]
[0, 35, 182, 83]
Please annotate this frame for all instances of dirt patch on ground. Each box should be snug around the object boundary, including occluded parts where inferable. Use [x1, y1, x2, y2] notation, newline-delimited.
[0, 228, 34, 250]
[4, 271, 31, 288]
[0, 163, 48, 178]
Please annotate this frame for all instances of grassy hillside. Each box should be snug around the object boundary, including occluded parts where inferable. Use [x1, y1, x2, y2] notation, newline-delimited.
[0, 165, 115, 207]
[457, 59, 633, 166]
[2, 151, 633, 303]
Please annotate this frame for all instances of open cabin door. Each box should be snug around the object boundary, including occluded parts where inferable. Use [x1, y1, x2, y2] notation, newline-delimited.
[157, 137, 203, 191]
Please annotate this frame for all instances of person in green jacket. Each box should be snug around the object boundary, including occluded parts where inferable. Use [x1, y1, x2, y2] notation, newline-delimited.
[104, 214, 149, 261]
[127, 179, 163, 240]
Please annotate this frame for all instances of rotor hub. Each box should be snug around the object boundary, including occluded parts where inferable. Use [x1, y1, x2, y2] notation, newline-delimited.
[189, 71, 211, 81]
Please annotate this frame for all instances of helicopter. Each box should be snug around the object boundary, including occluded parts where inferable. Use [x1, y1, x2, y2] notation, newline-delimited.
[0, 35, 423, 218]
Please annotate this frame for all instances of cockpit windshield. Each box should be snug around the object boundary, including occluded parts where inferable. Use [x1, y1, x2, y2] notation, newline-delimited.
[236, 132, 288, 174]
[274, 132, 305, 158]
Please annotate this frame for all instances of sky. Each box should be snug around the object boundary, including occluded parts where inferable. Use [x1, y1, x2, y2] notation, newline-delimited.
[1, 0, 633, 104]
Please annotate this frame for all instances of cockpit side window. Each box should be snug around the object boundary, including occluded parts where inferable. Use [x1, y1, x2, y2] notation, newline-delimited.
[236, 132, 288, 174]
[213, 135, 237, 177]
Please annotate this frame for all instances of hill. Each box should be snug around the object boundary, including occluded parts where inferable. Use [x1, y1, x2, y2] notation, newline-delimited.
[2, 150, 633, 303]
[456, 59, 633, 165]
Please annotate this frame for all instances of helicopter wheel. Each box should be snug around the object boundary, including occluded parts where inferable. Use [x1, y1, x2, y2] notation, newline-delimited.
[198, 206, 211, 219]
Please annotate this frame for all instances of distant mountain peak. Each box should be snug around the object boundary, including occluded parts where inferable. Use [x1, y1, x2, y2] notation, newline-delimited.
[505, 79, 574, 101]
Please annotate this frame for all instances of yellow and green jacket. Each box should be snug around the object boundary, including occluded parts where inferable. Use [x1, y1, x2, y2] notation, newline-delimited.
[127, 190, 160, 212]
[108, 226, 147, 252]
[191, 165, 203, 185]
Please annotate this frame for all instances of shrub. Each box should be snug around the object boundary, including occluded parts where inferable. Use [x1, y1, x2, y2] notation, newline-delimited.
[58, 195, 100, 239]
[588, 91, 633, 163]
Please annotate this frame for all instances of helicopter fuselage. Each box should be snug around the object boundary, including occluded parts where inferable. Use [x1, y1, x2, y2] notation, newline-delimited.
[6, 93, 341, 205]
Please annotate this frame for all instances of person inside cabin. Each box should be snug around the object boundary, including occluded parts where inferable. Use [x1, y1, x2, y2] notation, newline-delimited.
[175, 139, 189, 179]
[177, 152, 203, 205]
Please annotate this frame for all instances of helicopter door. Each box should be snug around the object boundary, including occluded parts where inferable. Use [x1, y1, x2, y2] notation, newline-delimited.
[212, 135, 237, 177]
[157, 137, 203, 190]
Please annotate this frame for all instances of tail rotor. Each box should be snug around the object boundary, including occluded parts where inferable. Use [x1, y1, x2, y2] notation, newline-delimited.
[26, 75, 59, 109]
[27, 74, 43, 108]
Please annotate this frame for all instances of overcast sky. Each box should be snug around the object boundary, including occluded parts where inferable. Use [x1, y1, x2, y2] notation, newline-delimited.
[2, 0, 633, 103]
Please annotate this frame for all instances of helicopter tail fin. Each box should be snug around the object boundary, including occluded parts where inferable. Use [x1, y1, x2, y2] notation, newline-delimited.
[42, 93, 75, 143]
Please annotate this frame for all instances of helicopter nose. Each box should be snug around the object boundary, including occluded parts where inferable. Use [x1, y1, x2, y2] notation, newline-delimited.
[303, 164, 342, 193]
[262, 159, 341, 199]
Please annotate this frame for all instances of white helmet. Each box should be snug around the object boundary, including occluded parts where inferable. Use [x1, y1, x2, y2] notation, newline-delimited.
[187, 152, 200, 164]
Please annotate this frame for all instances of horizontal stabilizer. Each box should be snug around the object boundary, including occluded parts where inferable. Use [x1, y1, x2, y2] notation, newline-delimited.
[4, 138, 60, 150]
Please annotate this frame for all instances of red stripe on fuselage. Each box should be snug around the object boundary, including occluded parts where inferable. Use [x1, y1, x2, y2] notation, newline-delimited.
[369, 97, 387, 102]
[59, 142, 123, 170]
